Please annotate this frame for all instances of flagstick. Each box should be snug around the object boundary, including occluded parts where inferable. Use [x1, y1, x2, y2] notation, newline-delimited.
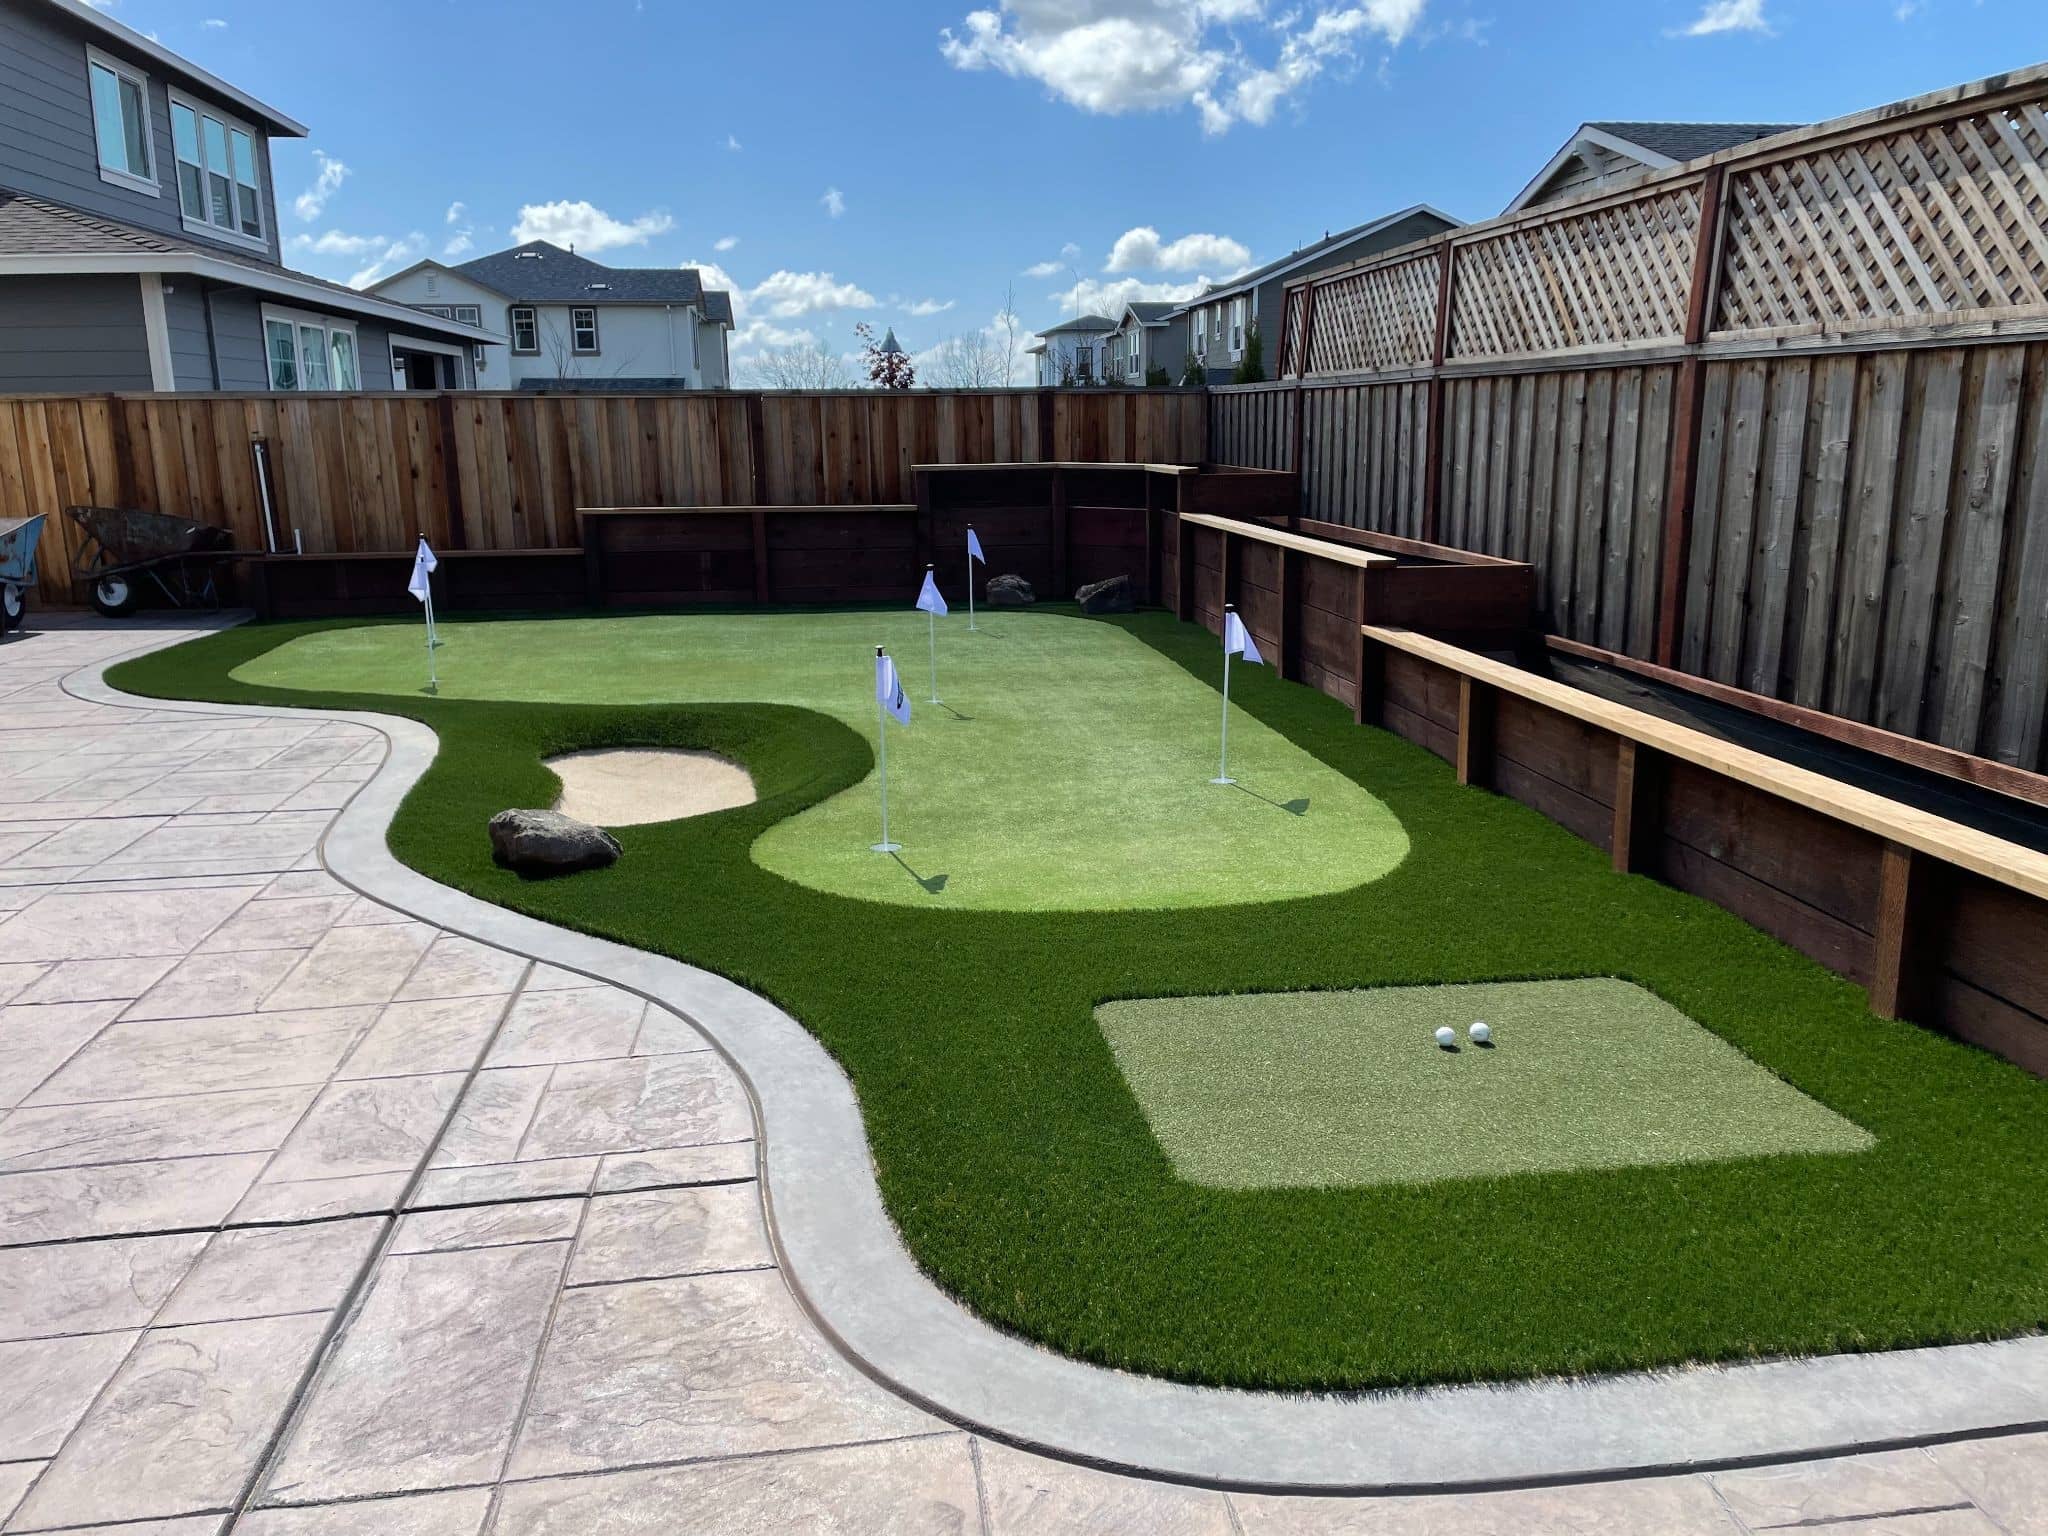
[871, 645, 900, 853]
[925, 564, 940, 703]
[426, 612, 438, 694]
[1212, 603, 1235, 785]
[966, 524, 977, 632]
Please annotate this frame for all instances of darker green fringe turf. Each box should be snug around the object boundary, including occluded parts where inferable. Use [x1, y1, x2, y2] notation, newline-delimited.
[108, 609, 2048, 1392]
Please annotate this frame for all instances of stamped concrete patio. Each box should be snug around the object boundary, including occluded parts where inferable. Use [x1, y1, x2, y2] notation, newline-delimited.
[1, 613, 2044, 1535]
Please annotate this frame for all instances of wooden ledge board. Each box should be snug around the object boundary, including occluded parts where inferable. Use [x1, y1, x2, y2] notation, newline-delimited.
[576, 505, 915, 518]
[1181, 512, 1394, 570]
[913, 461, 1197, 475]
[1364, 625, 2048, 905]
[240, 549, 579, 563]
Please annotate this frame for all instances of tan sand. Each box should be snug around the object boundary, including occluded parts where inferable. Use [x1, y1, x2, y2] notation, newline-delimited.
[546, 748, 757, 827]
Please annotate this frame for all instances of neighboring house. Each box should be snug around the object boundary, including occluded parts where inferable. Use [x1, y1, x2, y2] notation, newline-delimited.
[370, 242, 734, 391]
[1028, 314, 1115, 384]
[1175, 204, 1460, 383]
[1102, 302, 1189, 384]
[1505, 121, 1798, 213]
[0, 0, 495, 391]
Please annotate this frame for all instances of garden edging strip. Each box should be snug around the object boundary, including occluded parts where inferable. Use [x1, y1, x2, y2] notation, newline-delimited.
[70, 622, 2048, 1495]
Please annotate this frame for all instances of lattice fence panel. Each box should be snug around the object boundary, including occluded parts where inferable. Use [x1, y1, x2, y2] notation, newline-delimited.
[1447, 183, 1702, 359]
[1714, 92, 2048, 336]
[1279, 287, 1309, 377]
[1299, 249, 1442, 375]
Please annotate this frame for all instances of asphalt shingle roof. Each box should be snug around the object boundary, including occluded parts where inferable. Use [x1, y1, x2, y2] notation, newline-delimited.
[1036, 314, 1117, 335]
[1125, 301, 1178, 324]
[1587, 121, 1802, 162]
[452, 242, 709, 305]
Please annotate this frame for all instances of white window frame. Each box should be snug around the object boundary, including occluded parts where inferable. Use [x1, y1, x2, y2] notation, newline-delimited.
[1230, 297, 1246, 357]
[86, 46, 158, 195]
[390, 333, 465, 391]
[570, 306, 600, 355]
[452, 304, 482, 326]
[167, 88, 265, 250]
[510, 305, 539, 355]
[261, 304, 360, 392]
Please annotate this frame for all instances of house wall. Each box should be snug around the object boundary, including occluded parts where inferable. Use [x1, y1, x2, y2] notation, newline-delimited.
[1522, 142, 1648, 209]
[0, 272, 151, 389]
[369, 267, 509, 387]
[161, 276, 212, 387]
[508, 303, 713, 386]
[0, 0, 283, 264]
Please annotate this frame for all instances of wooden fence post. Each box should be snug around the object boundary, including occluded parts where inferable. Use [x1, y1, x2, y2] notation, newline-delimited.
[1654, 167, 1726, 667]
[436, 393, 468, 549]
[1420, 238, 1456, 545]
[1610, 739, 1665, 874]
[744, 392, 768, 506]
[1037, 388, 1056, 463]
[1456, 676, 1495, 788]
[1870, 842, 1942, 1021]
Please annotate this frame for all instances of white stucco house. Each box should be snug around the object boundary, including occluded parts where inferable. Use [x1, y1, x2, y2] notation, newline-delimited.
[1026, 313, 1115, 384]
[369, 241, 734, 390]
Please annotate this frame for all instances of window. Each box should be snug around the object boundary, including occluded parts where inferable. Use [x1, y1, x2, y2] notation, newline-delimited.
[453, 305, 481, 326]
[1193, 310, 1207, 354]
[262, 307, 359, 391]
[1075, 344, 1092, 380]
[510, 306, 538, 354]
[1230, 297, 1245, 355]
[571, 307, 599, 354]
[417, 305, 454, 319]
[87, 49, 155, 193]
[168, 91, 264, 245]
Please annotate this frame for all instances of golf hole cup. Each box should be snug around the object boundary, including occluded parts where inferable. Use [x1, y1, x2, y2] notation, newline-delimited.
[1434, 1026, 1456, 1049]
[1469, 1021, 1492, 1045]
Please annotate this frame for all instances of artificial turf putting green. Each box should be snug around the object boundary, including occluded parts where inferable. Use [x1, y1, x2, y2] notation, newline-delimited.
[111, 607, 2048, 1394]
[233, 608, 1408, 911]
[1097, 979, 1874, 1189]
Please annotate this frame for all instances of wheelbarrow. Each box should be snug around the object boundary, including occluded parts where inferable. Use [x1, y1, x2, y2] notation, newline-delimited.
[66, 506, 236, 617]
[0, 512, 48, 637]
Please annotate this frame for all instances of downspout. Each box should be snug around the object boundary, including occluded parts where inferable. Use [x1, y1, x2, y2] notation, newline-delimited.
[203, 283, 223, 389]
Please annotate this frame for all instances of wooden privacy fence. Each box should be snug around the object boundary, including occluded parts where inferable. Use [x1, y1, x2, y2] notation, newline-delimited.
[1229, 62, 2048, 775]
[0, 388, 1206, 606]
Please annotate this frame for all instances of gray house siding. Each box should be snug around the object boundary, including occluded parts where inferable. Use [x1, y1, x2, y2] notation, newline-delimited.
[192, 287, 405, 391]
[0, 0, 283, 264]
[0, 272, 150, 389]
[162, 277, 213, 388]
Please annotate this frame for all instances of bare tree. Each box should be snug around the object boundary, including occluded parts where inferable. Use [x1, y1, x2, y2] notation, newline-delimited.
[738, 339, 852, 389]
[997, 282, 1020, 386]
[924, 329, 1011, 388]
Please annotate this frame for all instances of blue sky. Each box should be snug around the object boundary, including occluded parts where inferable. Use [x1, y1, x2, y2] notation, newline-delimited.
[104, 0, 2048, 377]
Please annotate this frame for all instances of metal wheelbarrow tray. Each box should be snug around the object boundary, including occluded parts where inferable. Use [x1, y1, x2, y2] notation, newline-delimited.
[0, 512, 48, 635]
[66, 505, 237, 617]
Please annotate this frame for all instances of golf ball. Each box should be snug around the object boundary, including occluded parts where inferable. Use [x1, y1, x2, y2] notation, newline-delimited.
[1469, 1021, 1492, 1044]
[1434, 1026, 1456, 1048]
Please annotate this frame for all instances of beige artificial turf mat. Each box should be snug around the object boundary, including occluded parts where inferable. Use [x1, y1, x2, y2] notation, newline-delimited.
[1095, 978, 1873, 1189]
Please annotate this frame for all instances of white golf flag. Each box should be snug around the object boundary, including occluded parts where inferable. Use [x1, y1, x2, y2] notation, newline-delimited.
[915, 569, 948, 617]
[407, 538, 438, 603]
[1224, 609, 1263, 666]
[967, 527, 986, 565]
[876, 652, 910, 725]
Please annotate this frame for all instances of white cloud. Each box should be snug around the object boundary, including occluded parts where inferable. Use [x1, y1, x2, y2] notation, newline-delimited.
[443, 232, 474, 258]
[726, 134, 743, 151]
[940, 0, 1426, 134]
[686, 258, 827, 361]
[202, 17, 227, 27]
[445, 201, 467, 225]
[293, 151, 348, 221]
[286, 230, 384, 258]
[1023, 259, 1067, 277]
[1105, 226, 1250, 274]
[821, 186, 846, 218]
[510, 199, 675, 252]
[714, 235, 739, 251]
[1674, 0, 1770, 34]
[440, 202, 476, 258]
[1050, 273, 1208, 317]
[346, 233, 428, 289]
[752, 269, 876, 317]
[902, 297, 957, 317]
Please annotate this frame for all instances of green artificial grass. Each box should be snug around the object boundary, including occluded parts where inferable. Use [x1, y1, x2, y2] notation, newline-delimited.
[233, 608, 1407, 910]
[1096, 980, 1874, 1189]
[110, 607, 2048, 1394]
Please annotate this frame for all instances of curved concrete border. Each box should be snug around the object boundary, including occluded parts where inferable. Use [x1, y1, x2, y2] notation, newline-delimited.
[69, 625, 2048, 1496]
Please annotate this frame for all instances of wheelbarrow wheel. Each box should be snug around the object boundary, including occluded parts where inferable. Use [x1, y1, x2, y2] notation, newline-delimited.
[0, 582, 20, 633]
[91, 573, 139, 617]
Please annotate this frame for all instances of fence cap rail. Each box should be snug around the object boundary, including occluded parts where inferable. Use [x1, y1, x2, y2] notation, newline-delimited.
[914, 460, 1199, 474]
[576, 504, 916, 518]
[1181, 511, 1395, 569]
[1365, 625, 2048, 904]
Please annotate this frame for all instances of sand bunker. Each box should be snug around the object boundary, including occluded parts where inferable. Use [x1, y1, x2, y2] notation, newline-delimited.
[547, 748, 756, 827]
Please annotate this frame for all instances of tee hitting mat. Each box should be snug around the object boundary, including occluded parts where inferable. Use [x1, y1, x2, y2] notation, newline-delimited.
[1096, 978, 1873, 1189]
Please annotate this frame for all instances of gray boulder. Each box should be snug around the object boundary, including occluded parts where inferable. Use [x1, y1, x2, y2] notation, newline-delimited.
[489, 808, 621, 875]
[985, 573, 1035, 607]
[1075, 574, 1134, 614]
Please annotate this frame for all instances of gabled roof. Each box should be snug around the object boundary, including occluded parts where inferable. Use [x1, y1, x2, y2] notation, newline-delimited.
[1505, 121, 1801, 213]
[1124, 301, 1179, 326]
[0, 188, 496, 343]
[1035, 314, 1116, 336]
[702, 290, 734, 326]
[448, 242, 709, 305]
[1173, 203, 1462, 310]
[34, 0, 306, 136]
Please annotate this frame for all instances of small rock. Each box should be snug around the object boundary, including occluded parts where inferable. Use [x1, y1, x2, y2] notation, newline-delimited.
[985, 573, 1035, 607]
[489, 808, 622, 875]
[1074, 574, 1134, 614]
